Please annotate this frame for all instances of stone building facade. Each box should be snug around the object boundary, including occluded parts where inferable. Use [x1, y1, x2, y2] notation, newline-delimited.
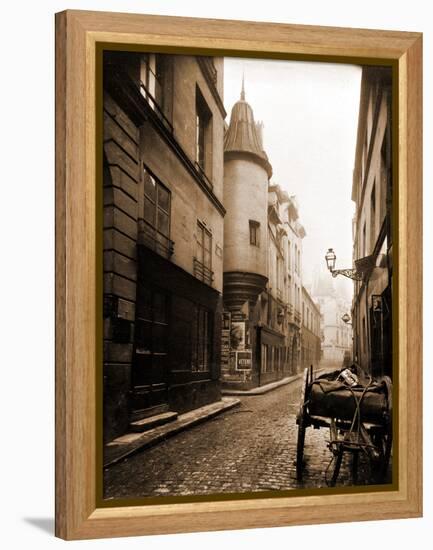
[221, 85, 306, 390]
[301, 286, 322, 370]
[103, 52, 226, 442]
[351, 66, 393, 378]
[313, 273, 352, 367]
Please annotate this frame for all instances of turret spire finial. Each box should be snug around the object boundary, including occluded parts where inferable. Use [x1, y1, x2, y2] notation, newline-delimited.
[241, 72, 245, 101]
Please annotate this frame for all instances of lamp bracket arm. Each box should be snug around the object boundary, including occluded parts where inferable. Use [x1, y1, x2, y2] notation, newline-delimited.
[331, 268, 363, 281]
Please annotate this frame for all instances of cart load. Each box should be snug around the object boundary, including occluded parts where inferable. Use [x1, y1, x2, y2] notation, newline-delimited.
[308, 377, 389, 424]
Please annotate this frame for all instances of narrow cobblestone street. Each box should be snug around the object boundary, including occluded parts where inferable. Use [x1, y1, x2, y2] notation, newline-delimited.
[104, 373, 390, 499]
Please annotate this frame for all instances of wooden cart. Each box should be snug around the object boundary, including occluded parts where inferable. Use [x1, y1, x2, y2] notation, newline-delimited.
[295, 366, 393, 486]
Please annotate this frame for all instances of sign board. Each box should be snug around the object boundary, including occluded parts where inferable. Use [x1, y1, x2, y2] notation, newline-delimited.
[237, 351, 252, 370]
[221, 329, 230, 370]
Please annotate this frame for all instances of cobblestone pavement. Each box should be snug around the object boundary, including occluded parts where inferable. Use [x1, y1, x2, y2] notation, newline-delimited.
[104, 376, 392, 499]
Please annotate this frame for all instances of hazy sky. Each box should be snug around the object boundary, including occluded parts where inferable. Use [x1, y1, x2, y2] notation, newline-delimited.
[223, 57, 361, 299]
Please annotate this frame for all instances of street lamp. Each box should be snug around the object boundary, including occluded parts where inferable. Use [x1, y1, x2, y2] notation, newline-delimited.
[325, 248, 336, 272]
[324, 248, 363, 281]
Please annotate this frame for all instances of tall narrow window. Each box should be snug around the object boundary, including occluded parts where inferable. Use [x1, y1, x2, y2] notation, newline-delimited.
[381, 125, 391, 205]
[277, 257, 283, 300]
[195, 222, 213, 285]
[362, 221, 367, 257]
[139, 54, 173, 132]
[196, 87, 213, 176]
[142, 168, 172, 258]
[140, 54, 164, 109]
[370, 182, 376, 253]
[364, 130, 368, 170]
[287, 240, 292, 271]
[249, 220, 260, 246]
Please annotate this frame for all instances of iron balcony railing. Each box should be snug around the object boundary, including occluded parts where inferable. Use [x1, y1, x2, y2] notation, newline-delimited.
[138, 219, 174, 259]
[139, 80, 173, 134]
[193, 258, 214, 285]
[194, 161, 214, 192]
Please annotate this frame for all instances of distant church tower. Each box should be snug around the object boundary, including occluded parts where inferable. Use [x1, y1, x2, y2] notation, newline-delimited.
[223, 78, 273, 312]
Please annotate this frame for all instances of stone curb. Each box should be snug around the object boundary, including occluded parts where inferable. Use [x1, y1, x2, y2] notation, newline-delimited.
[221, 374, 302, 396]
[104, 397, 241, 468]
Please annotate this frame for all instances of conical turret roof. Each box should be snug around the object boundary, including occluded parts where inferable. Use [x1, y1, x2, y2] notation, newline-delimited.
[224, 78, 272, 178]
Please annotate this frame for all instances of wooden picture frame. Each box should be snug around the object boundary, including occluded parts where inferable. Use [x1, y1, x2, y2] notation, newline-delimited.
[55, 9, 422, 540]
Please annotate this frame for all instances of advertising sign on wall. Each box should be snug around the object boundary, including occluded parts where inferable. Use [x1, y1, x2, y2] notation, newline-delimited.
[236, 351, 252, 370]
[230, 321, 246, 351]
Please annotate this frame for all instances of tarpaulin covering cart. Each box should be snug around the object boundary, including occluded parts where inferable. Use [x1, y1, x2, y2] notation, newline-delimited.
[295, 366, 393, 486]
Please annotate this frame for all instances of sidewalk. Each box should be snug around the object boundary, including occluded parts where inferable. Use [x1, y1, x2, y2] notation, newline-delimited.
[221, 373, 302, 396]
[104, 397, 240, 468]
[221, 366, 330, 396]
[104, 370, 326, 468]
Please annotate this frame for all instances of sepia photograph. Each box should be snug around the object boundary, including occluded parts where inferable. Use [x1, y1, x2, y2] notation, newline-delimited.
[101, 50, 393, 501]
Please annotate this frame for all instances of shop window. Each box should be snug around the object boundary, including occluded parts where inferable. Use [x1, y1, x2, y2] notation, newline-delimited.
[261, 344, 268, 373]
[134, 287, 169, 387]
[191, 305, 212, 372]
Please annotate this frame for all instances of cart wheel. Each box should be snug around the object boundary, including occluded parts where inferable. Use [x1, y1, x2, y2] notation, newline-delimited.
[371, 376, 393, 481]
[381, 424, 393, 479]
[380, 376, 393, 480]
[371, 426, 392, 481]
[295, 368, 310, 481]
[296, 412, 306, 481]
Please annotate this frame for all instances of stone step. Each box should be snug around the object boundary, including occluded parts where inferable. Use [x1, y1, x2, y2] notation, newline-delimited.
[130, 403, 169, 422]
[129, 411, 178, 433]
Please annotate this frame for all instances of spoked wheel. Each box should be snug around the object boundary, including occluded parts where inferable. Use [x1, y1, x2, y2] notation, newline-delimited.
[380, 423, 393, 479]
[296, 368, 310, 481]
[296, 412, 307, 481]
[370, 425, 392, 481]
[371, 376, 393, 481]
